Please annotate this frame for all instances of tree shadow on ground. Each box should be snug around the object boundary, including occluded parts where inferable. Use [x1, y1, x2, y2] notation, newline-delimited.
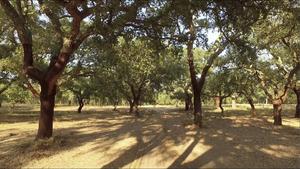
[0, 107, 299, 168]
[99, 111, 300, 168]
[167, 117, 300, 168]
[0, 107, 176, 168]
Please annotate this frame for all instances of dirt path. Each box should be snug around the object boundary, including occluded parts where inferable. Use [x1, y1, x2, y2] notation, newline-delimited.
[0, 107, 299, 168]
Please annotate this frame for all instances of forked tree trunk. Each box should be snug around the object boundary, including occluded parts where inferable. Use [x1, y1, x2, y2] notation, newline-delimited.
[294, 88, 300, 118]
[273, 101, 282, 125]
[36, 83, 56, 139]
[186, 2, 227, 127]
[77, 97, 84, 113]
[246, 96, 256, 117]
[0, 0, 93, 140]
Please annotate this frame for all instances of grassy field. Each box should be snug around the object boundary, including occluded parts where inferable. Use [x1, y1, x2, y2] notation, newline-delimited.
[0, 104, 299, 168]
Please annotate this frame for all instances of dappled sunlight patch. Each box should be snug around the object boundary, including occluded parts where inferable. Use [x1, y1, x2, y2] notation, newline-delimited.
[1, 135, 74, 168]
[216, 130, 223, 134]
[1, 106, 300, 168]
[140, 144, 179, 167]
[261, 145, 300, 158]
[282, 118, 300, 128]
[225, 136, 233, 141]
[181, 144, 213, 166]
[105, 134, 137, 153]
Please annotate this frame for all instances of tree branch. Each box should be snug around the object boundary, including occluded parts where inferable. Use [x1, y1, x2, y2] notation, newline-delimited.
[198, 39, 229, 89]
[0, 0, 43, 82]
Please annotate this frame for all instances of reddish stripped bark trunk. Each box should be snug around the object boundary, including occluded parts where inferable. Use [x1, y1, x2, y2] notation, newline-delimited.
[37, 82, 56, 139]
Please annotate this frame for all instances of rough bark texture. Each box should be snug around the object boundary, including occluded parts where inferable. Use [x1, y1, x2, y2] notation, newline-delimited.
[36, 83, 56, 139]
[0, 1, 88, 139]
[193, 93, 202, 127]
[1, 0, 143, 138]
[185, 2, 228, 127]
[294, 88, 300, 118]
[273, 101, 282, 125]
[187, 10, 202, 127]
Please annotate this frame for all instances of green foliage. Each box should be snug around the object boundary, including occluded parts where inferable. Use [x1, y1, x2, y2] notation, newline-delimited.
[0, 0, 299, 108]
[1, 84, 30, 105]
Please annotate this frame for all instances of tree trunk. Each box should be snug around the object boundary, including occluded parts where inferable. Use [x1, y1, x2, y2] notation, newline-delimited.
[113, 103, 118, 111]
[0, 101, 2, 107]
[186, 4, 201, 127]
[36, 83, 56, 139]
[231, 97, 236, 109]
[214, 96, 220, 110]
[273, 102, 282, 125]
[77, 97, 84, 114]
[294, 89, 300, 118]
[193, 92, 202, 127]
[184, 87, 192, 111]
[133, 98, 140, 117]
[219, 97, 224, 116]
[185, 98, 189, 111]
[128, 100, 134, 113]
[246, 97, 256, 117]
[185, 94, 192, 111]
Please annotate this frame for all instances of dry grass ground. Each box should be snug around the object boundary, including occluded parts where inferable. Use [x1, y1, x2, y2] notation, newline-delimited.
[0, 104, 299, 168]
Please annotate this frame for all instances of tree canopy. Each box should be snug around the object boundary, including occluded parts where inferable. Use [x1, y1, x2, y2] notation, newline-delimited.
[0, 0, 299, 139]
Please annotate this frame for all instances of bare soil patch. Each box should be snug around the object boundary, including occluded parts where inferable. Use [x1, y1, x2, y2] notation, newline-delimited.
[0, 106, 299, 168]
